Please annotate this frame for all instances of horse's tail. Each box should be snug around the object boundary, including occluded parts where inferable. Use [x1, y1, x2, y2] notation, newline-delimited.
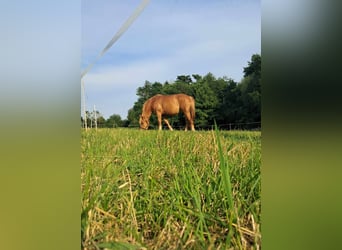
[190, 96, 195, 121]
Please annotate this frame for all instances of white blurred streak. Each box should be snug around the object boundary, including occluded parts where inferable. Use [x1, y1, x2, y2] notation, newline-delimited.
[81, 0, 150, 78]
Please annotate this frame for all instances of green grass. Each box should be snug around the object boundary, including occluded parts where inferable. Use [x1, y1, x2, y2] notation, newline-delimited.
[81, 128, 261, 249]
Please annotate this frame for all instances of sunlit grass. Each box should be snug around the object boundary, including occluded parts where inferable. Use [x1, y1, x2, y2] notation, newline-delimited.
[81, 128, 261, 249]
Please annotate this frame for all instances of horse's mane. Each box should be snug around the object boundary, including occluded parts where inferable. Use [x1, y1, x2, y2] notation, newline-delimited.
[143, 95, 162, 110]
[142, 95, 156, 116]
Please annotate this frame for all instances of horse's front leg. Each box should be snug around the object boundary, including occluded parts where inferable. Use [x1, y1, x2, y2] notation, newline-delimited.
[157, 113, 163, 130]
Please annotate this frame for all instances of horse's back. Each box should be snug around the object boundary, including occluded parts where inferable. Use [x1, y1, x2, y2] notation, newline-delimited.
[150, 93, 194, 112]
[175, 94, 194, 106]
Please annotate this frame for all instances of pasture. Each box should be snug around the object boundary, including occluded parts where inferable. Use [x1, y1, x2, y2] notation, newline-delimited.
[81, 128, 261, 249]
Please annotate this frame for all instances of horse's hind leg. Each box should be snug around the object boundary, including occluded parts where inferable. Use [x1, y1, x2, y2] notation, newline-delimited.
[184, 112, 195, 131]
[163, 119, 173, 131]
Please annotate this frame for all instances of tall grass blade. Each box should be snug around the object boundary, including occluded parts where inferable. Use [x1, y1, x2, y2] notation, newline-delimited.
[214, 121, 233, 209]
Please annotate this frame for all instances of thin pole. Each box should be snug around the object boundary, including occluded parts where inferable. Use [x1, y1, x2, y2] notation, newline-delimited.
[81, 80, 88, 130]
[93, 105, 98, 130]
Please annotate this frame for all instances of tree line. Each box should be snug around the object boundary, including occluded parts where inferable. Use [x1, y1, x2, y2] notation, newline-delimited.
[81, 54, 261, 130]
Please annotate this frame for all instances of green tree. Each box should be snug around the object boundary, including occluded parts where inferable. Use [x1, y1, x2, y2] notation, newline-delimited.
[151, 82, 163, 96]
[192, 74, 202, 82]
[192, 74, 218, 128]
[127, 54, 261, 130]
[216, 78, 239, 126]
[136, 80, 153, 101]
[105, 114, 123, 128]
[127, 108, 140, 128]
[176, 75, 192, 84]
[237, 54, 261, 127]
[205, 74, 230, 124]
[243, 54, 261, 79]
[97, 116, 106, 128]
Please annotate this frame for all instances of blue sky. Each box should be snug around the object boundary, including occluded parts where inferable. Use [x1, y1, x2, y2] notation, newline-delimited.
[82, 0, 260, 119]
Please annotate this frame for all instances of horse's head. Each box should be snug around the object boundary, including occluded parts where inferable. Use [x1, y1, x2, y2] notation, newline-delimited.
[139, 115, 149, 130]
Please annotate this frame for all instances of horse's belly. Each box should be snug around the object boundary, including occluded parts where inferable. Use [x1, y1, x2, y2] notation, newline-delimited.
[163, 104, 179, 115]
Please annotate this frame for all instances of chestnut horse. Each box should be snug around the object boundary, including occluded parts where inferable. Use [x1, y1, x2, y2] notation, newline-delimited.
[139, 94, 195, 131]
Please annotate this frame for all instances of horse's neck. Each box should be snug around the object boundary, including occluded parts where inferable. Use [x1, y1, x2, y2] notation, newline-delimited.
[142, 110, 152, 118]
[142, 101, 152, 118]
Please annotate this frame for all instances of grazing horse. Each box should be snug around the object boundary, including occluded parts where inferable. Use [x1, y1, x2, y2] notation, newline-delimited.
[139, 94, 195, 131]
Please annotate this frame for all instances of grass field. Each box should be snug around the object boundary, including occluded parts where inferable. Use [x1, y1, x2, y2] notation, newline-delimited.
[81, 128, 261, 249]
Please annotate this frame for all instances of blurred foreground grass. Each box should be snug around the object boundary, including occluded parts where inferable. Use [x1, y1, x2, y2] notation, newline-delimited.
[81, 128, 261, 249]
